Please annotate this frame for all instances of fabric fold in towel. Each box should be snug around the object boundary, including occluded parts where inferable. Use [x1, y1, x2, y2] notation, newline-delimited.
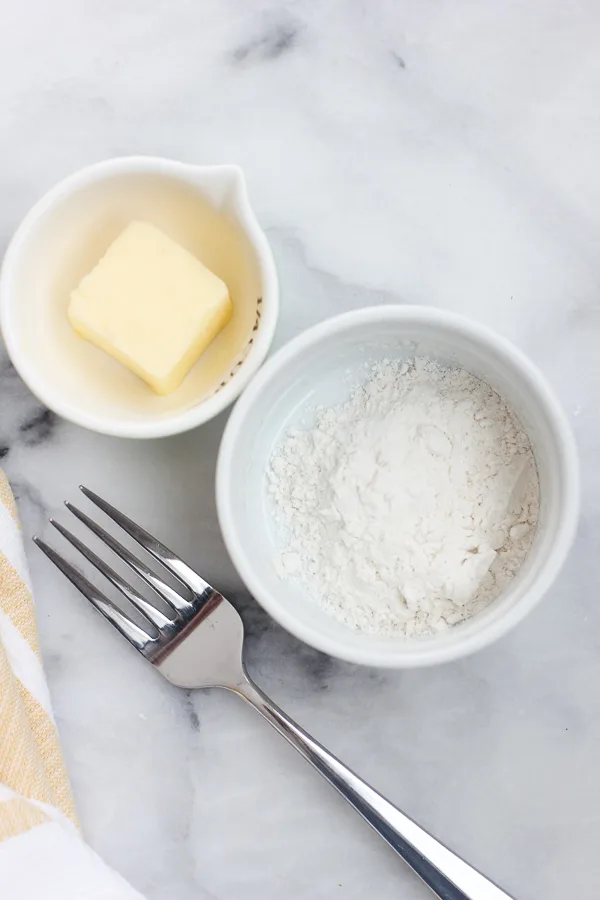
[0, 469, 145, 899]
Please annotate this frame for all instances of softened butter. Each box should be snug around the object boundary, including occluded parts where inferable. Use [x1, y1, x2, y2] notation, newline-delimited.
[68, 220, 233, 395]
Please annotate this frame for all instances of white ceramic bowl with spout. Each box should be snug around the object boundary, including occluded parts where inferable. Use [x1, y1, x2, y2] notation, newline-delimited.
[217, 306, 579, 668]
[0, 157, 279, 438]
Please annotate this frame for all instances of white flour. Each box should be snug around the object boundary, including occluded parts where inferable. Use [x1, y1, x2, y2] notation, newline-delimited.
[268, 358, 540, 637]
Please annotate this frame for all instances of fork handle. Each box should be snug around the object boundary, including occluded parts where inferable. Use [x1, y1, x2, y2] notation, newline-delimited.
[236, 678, 515, 900]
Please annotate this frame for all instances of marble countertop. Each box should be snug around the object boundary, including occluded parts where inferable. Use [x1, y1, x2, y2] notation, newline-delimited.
[1, 2, 599, 898]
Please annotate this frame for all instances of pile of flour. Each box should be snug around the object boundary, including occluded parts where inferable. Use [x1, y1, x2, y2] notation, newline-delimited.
[268, 358, 540, 637]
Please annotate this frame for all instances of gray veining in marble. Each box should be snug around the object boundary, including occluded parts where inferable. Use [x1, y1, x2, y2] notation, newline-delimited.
[1, 2, 599, 898]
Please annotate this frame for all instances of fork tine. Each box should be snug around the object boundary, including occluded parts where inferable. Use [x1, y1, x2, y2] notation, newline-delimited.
[80, 486, 210, 595]
[49, 519, 174, 633]
[65, 502, 192, 614]
[33, 537, 156, 654]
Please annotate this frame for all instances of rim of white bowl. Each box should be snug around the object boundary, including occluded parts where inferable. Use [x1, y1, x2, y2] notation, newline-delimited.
[216, 305, 580, 668]
[0, 156, 279, 439]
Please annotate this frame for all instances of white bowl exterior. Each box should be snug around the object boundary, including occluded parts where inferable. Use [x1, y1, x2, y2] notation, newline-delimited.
[217, 306, 580, 668]
[0, 157, 279, 438]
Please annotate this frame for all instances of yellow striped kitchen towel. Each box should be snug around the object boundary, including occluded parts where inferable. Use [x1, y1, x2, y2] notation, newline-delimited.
[0, 470, 145, 899]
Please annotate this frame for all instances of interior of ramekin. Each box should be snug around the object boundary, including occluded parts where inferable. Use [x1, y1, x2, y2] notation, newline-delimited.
[217, 307, 579, 667]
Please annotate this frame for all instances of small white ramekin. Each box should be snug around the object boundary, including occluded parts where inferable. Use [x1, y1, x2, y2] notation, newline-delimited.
[216, 305, 579, 668]
[0, 157, 278, 438]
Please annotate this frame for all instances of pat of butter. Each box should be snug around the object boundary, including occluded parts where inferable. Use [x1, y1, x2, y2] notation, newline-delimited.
[68, 221, 233, 395]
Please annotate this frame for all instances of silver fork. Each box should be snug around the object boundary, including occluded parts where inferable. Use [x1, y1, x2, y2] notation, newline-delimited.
[35, 487, 515, 900]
